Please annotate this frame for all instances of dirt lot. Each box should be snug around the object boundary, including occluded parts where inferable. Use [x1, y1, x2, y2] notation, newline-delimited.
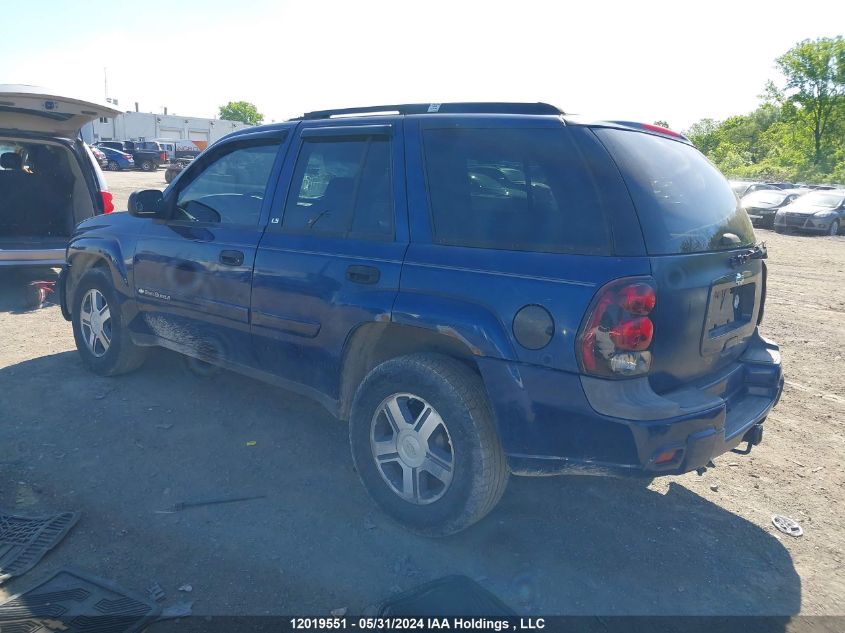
[0, 170, 843, 622]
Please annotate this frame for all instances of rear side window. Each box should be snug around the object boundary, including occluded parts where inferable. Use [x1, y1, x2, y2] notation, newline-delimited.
[422, 128, 611, 254]
[595, 128, 755, 254]
[282, 137, 393, 240]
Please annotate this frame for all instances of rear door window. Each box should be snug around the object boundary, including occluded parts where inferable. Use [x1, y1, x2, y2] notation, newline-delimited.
[281, 137, 393, 241]
[422, 128, 611, 255]
[594, 128, 755, 254]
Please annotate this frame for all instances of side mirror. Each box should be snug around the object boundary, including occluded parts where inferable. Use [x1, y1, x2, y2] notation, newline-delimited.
[128, 189, 166, 218]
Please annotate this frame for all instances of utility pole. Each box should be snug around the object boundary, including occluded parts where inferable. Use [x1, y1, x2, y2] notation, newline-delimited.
[104, 67, 108, 100]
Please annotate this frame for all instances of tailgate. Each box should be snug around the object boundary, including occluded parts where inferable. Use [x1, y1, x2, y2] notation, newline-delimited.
[591, 126, 763, 393]
[0, 85, 119, 136]
[649, 252, 763, 393]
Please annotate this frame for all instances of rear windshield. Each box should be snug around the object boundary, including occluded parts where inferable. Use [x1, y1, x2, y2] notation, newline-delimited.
[596, 128, 755, 254]
[422, 128, 611, 255]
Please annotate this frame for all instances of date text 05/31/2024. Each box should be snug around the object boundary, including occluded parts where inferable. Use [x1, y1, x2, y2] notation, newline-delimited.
[290, 618, 546, 631]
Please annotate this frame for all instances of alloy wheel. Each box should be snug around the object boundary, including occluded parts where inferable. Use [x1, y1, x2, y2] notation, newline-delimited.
[370, 393, 454, 505]
[79, 289, 112, 357]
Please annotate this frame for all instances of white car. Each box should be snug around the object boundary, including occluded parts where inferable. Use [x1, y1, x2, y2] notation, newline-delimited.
[0, 85, 118, 270]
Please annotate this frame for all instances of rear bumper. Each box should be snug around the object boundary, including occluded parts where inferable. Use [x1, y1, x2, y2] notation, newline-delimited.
[479, 330, 783, 477]
[0, 247, 65, 268]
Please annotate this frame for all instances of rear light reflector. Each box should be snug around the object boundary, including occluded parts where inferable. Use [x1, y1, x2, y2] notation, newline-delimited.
[577, 278, 657, 378]
[654, 448, 681, 465]
[159, 152, 166, 161]
[100, 191, 114, 214]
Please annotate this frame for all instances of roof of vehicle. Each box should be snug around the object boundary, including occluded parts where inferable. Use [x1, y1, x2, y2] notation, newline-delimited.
[98, 146, 132, 157]
[742, 188, 790, 198]
[223, 103, 691, 144]
[791, 188, 845, 200]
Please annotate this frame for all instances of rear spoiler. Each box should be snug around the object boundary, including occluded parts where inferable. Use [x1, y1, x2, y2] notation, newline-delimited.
[608, 121, 692, 144]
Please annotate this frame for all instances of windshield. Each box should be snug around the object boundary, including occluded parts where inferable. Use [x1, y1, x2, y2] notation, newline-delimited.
[743, 190, 786, 205]
[596, 128, 755, 254]
[797, 191, 844, 208]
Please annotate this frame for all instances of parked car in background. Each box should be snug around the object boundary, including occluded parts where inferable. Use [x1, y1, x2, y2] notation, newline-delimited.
[154, 138, 202, 161]
[96, 140, 164, 171]
[0, 85, 116, 271]
[98, 146, 135, 171]
[741, 188, 804, 229]
[765, 182, 796, 189]
[62, 102, 783, 536]
[134, 140, 166, 154]
[88, 144, 108, 169]
[729, 180, 783, 197]
[163, 156, 193, 183]
[774, 189, 845, 235]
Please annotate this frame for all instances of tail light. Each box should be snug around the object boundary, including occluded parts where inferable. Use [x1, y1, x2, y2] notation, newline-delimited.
[577, 278, 656, 378]
[100, 191, 114, 214]
[159, 152, 166, 162]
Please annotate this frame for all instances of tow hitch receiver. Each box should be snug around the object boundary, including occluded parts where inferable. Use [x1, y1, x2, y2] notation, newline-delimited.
[731, 423, 764, 456]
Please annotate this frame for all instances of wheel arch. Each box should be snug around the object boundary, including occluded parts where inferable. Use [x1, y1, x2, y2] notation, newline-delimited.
[65, 239, 131, 308]
[338, 322, 484, 421]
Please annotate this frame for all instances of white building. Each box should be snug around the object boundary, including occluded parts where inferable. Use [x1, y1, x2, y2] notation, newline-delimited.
[81, 111, 252, 151]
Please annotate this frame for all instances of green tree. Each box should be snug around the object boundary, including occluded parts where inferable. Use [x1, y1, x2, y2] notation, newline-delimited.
[776, 37, 845, 165]
[218, 101, 264, 126]
[653, 119, 670, 129]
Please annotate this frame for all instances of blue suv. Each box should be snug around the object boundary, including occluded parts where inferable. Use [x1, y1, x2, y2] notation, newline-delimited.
[60, 103, 784, 536]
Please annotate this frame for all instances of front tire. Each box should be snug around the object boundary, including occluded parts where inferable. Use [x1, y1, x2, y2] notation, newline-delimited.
[107, 160, 120, 171]
[349, 354, 508, 537]
[829, 220, 840, 236]
[71, 268, 147, 376]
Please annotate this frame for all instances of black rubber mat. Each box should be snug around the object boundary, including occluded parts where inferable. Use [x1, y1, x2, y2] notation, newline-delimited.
[379, 575, 515, 616]
[0, 567, 160, 633]
[0, 509, 79, 583]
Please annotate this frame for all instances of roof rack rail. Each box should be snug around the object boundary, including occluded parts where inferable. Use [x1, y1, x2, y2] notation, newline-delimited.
[296, 102, 564, 120]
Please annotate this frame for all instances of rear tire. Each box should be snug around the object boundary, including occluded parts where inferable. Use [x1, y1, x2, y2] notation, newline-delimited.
[140, 160, 155, 172]
[349, 353, 508, 537]
[107, 160, 120, 171]
[71, 268, 147, 376]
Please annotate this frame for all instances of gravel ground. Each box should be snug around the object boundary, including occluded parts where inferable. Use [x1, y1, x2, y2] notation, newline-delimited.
[0, 170, 842, 622]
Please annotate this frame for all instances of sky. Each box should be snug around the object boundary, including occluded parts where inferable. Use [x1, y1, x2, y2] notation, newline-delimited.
[1, 0, 843, 132]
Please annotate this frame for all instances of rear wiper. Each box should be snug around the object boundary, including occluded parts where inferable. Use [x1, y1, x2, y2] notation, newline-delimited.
[730, 242, 767, 267]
